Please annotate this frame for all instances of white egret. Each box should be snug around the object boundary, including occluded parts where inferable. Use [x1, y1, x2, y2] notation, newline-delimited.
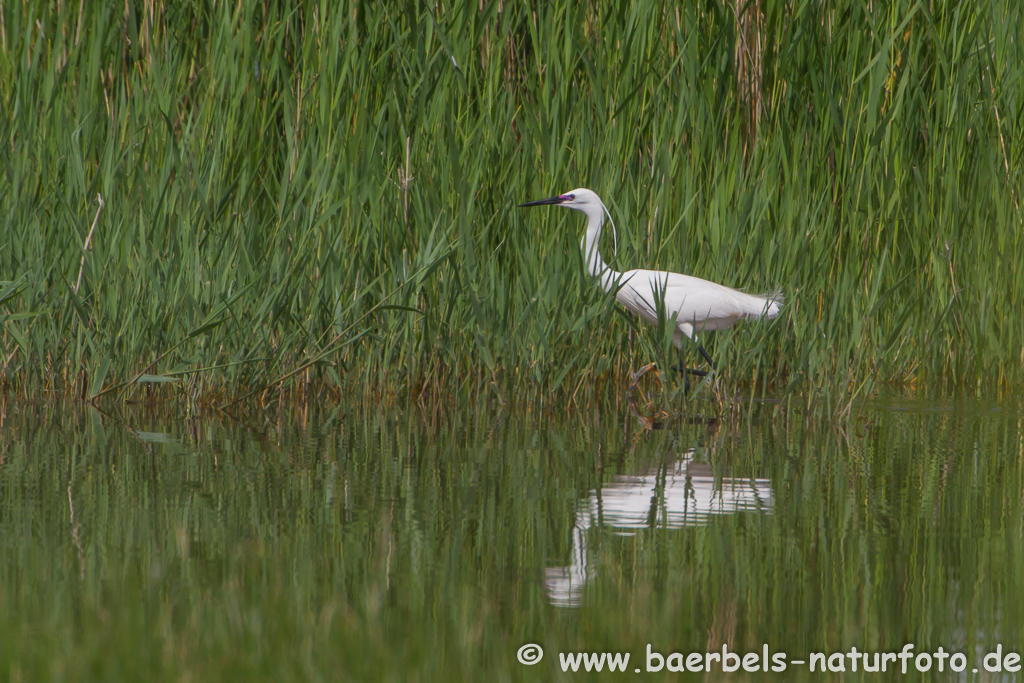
[519, 188, 782, 375]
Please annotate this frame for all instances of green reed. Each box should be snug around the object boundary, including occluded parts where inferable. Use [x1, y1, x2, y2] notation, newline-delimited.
[1, 0, 1021, 406]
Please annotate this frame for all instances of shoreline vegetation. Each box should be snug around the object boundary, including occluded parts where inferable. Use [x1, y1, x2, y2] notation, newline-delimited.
[1, 1, 1022, 410]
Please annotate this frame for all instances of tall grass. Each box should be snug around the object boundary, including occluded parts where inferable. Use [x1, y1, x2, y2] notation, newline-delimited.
[1, 0, 1021, 407]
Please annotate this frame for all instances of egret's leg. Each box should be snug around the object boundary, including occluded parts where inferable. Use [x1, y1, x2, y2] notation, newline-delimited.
[670, 362, 707, 393]
[671, 359, 709, 386]
[672, 364, 708, 377]
[671, 340, 716, 376]
[697, 343, 717, 372]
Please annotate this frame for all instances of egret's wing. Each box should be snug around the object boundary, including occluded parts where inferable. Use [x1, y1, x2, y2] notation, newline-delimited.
[660, 273, 750, 323]
[617, 269, 772, 324]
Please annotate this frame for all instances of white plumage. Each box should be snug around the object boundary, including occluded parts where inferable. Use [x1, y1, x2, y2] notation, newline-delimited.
[520, 187, 781, 367]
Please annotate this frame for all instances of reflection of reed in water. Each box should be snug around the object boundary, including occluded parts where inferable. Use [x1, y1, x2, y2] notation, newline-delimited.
[545, 450, 773, 608]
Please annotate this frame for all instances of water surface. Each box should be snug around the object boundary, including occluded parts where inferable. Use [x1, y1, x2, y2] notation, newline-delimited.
[1, 398, 1022, 680]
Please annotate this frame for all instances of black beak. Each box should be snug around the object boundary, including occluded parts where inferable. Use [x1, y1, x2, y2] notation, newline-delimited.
[518, 195, 568, 208]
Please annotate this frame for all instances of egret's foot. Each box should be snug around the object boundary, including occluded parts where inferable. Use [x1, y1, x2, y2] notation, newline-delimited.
[671, 365, 709, 377]
[670, 365, 711, 392]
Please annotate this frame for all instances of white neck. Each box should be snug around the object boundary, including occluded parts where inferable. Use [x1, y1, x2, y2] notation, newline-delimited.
[578, 201, 618, 291]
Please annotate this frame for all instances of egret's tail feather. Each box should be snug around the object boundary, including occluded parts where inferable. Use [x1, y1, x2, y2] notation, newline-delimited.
[740, 288, 783, 319]
[760, 288, 784, 318]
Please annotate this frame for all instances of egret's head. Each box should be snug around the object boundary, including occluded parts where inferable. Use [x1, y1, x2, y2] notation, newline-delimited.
[518, 187, 616, 258]
[518, 188, 601, 211]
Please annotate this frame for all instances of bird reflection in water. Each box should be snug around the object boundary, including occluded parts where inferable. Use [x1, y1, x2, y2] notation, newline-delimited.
[545, 449, 772, 608]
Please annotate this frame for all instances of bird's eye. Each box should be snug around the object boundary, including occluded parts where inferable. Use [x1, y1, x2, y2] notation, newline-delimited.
[569, 194, 576, 200]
